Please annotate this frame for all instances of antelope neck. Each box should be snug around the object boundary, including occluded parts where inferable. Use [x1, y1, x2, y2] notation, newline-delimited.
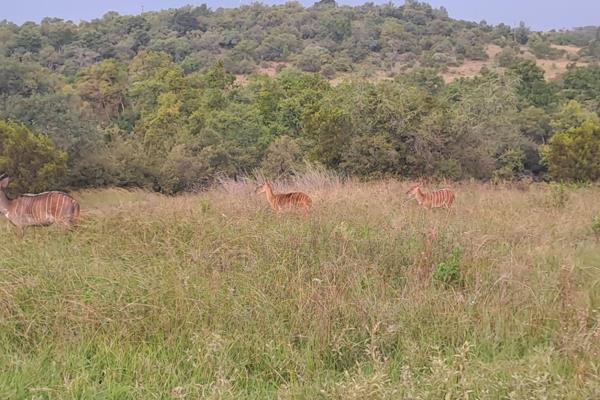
[264, 186, 276, 205]
[414, 187, 425, 204]
[0, 190, 11, 214]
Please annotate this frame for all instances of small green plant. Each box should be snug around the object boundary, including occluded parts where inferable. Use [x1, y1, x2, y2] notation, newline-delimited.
[592, 214, 600, 238]
[433, 248, 462, 286]
[199, 198, 212, 213]
[548, 183, 570, 208]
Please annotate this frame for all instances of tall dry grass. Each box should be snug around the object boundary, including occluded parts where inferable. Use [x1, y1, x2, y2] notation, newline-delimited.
[0, 175, 598, 399]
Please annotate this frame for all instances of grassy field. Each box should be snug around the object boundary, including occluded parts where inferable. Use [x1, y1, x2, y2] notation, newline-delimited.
[0, 177, 599, 399]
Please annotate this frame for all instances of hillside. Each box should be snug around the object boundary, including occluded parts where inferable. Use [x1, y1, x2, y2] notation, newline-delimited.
[1, 1, 600, 193]
[1, 1, 598, 81]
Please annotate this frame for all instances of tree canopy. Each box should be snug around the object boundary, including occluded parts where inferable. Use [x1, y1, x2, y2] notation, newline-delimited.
[0, 3, 599, 191]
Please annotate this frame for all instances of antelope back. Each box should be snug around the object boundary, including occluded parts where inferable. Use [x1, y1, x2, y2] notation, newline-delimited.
[424, 188, 454, 208]
[274, 192, 312, 210]
[11, 191, 80, 226]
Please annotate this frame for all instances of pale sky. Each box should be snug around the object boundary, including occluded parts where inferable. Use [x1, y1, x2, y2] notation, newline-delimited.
[1, 1, 599, 31]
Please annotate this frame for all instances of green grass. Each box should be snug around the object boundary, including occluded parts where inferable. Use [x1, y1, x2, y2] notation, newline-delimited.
[1, 181, 599, 399]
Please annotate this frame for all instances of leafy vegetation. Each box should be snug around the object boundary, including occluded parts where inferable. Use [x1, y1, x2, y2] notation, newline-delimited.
[0, 120, 67, 192]
[592, 213, 600, 238]
[433, 247, 462, 286]
[0, 2, 599, 192]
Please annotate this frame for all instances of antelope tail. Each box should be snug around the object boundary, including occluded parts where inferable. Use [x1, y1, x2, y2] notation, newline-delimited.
[71, 201, 81, 225]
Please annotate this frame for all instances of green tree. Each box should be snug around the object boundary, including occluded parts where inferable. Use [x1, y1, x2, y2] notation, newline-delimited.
[260, 135, 305, 177]
[549, 100, 599, 134]
[171, 10, 199, 35]
[559, 65, 600, 114]
[0, 120, 67, 192]
[542, 120, 600, 181]
[76, 59, 127, 121]
[134, 92, 185, 155]
[13, 24, 42, 54]
[492, 148, 525, 181]
[0, 57, 56, 96]
[514, 21, 530, 45]
[509, 60, 555, 108]
[40, 18, 77, 51]
[340, 134, 400, 178]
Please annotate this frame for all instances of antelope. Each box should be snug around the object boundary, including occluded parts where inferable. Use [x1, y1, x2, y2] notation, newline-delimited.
[406, 184, 455, 209]
[0, 177, 80, 236]
[256, 181, 312, 213]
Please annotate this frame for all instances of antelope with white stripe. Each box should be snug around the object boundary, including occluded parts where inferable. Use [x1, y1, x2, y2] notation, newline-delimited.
[406, 184, 455, 209]
[0, 177, 80, 236]
[256, 181, 312, 213]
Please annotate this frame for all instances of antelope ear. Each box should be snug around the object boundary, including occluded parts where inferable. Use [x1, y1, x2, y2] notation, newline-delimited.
[0, 176, 9, 189]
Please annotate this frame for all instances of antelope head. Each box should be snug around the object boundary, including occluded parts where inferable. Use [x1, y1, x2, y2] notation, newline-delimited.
[0, 176, 10, 214]
[256, 181, 272, 194]
[0, 176, 9, 191]
[406, 183, 421, 198]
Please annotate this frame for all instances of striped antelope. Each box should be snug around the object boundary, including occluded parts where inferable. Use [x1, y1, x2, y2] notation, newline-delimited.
[406, 184, 455, 209]
[256, 181, 312, 213]
[0, 177, 80, 235]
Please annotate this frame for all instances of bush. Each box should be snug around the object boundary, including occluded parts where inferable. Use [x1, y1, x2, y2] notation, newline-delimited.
[542, 120, 600, 182]
[494, 47, 522, 67]
[492, 148, 525, 182]
[340, 135, 400, 178]
[528, 35, 565, 59]
[260, 136, 305, 178]
[296, 46, 330, 72]
[433, 248, 462, 286]
[0, 119, 67, 192]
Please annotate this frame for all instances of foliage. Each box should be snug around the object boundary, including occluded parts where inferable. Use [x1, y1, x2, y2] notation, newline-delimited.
[549, 100, 600, 133]
[514, 21, 530, 45]
[76, 59, 127, 121]
[509, 60, 556, 108]
[559, 65, 600, 114]
[528, 34, 565, 59]
[433, 248, 462, 286]
[259, 135, 305, 178]
[4, 2, 592, 84]
[542, 120, 600, 182]
[0, 120, 67, 192]
[0, 4, 599, 190]
[592, 214, 600, 237]
[340, 134, 400, 178]
[492, 148, 525, 182]
[494, 46, 522, 67]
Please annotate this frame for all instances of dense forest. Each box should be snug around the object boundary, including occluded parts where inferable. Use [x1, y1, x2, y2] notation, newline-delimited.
[1, 0, 599, 192]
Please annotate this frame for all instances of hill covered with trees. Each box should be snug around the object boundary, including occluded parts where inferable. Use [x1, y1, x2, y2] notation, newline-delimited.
[1, 0, 599, 192]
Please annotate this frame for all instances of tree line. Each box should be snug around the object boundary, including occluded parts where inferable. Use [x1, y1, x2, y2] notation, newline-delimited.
[0, 1, 599, 192]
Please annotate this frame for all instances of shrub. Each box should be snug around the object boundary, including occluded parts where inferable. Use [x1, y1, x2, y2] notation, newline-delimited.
[340, 135, 400, 178]
[494, 46, 522, 67]
[542, 120, 600, 182]
[492, 148, 525, 182]
[0, 119, 67, 192]
[592, 214, 600, 237]
[433, 248, 462, 286]
[259, 136, 305, 178]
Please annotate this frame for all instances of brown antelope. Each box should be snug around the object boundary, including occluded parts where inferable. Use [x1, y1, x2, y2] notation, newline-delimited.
[256, 181, 312, 213]
[406, 184, 455, 209]
[0, 177, 80, 235]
